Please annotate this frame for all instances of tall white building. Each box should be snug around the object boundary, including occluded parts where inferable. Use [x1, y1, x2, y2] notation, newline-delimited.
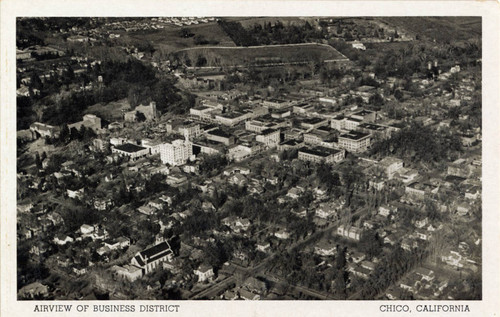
[159, 139, 193, 166]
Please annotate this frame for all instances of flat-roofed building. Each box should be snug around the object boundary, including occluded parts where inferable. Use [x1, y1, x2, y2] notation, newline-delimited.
[300, 117, 329, 130]
[378, 157, 404, 179]
[256, 128, 280, 148]
[206, 129, 235, 146]
[166, 120, 202, 140]
[338, 131, 371, 153]
[215, 111, 250, 126]
[159, 139, 193, 166]
[304, 126, 338, 149]
[405, 182, 439, 200]
[298, 147, 345, 164]
[278, 139, 304, 152]
[262, 98, 291, 110]
[293, 103, 315, 115]
[112, 143, 149, 159]
[351, 109, 376, 122]
[331, 115, 362, 131]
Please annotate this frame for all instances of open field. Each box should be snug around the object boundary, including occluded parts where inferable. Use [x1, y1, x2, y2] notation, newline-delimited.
[85, 98, 131, 122]
[380, 17, 481, 42]
[174, 43, 348, 67]
[117, 22, 236, 54]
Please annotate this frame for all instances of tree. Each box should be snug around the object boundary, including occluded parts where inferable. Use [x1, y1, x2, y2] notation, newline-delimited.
[196, 55, 207, 67]
[394, 89, 404, 101]
[135, 111, 146, 122]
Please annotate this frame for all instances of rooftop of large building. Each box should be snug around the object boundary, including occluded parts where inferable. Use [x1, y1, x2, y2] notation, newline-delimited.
[339, 130, 371, 140]
[358, 122, 388, 131]
[114, 143, 147, 153]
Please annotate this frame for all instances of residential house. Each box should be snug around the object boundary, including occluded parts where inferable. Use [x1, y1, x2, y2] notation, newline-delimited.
[194, 263, 214, 282]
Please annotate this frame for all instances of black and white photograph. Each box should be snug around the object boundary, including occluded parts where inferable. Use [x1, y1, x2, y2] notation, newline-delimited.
[2, 1, 500, 316]
[14, 15, 483, 301]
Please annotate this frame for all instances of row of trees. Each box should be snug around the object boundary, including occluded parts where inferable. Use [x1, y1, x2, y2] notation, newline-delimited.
[218, 20, 326, 47]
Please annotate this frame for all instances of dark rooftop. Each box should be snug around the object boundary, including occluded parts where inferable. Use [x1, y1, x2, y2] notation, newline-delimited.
[207, 129, 232, 138]
[114, 143, 147, 153]
[339, 130, 371, 140]
[353, 109, 375, 116]
[359, 123, 388, 131]
[260, 128, 278, 135]
[139, 242, 172, 262]
[299, 147, 340, 157]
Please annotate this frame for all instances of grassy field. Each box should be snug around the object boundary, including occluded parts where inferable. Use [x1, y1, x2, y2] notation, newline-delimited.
[85, 98, 131, 122]
[380, 17, 481, 42]
[174, 43, 347, 67]
[117, 22, 236, 54]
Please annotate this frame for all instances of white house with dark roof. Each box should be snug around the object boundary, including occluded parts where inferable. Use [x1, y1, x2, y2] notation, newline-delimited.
[131, 241, 174, 275]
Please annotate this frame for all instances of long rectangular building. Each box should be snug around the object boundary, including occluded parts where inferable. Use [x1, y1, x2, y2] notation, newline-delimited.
[298, 147, 345, 164]
[338, 131, 371, 153]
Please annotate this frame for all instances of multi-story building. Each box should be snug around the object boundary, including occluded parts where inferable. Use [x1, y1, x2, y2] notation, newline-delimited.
[405, 182, 439, 200]
[111, 143, 150, 160]
[338, 131, 371, 153]
[378, 157, 404, 179]
[166, 120, 202, 140]
[357, 122, 397, 139]
[159, 139, 193, 166]
[298, 147, 345, 164]
[262, 98, 291, 110]
[350, 109, 376, 122]
[256, 128, 280, 148]
[303, 126, 338, 149]
[300, 117, 329, 130]
[215, 111, 250, 127]
[141, 139, 164, 155]
[331, 115, 363, 131]
[245, 117, 288, 133]
[206, 129, 235, 146]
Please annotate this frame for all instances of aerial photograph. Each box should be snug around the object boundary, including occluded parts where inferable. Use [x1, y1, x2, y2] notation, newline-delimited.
[16, 16, 481, 300]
